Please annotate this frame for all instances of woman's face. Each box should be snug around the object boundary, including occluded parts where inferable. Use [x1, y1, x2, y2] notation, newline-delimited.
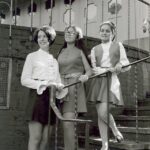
[64, 27, 77, 43]
[99, 24, 113, 43]
[37, 30, 49, 50]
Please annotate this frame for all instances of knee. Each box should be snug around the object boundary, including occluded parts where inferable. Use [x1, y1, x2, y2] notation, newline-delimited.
[40, 136, 48, 145]
[63, 122, 74, 130]
[97, 110, 107, 121]
[29, 133, 41, 145]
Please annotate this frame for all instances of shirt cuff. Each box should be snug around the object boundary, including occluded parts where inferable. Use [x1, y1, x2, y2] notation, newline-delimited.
[37, 81, 48, 95]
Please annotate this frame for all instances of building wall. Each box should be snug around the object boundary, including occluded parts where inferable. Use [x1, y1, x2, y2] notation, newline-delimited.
[2, 0, 150, 46]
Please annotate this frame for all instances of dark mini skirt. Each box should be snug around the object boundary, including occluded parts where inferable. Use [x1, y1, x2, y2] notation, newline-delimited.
[86, 76, 124, 106]
[25, 88, 56, 126]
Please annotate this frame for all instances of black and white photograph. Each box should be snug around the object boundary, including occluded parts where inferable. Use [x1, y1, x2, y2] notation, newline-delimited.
[0, 0, 150, 150]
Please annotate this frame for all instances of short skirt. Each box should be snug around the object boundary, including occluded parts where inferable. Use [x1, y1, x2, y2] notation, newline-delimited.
[25, 88, 56, 125]
[62, 77, 87, 114]
[86, 76, 124, 106]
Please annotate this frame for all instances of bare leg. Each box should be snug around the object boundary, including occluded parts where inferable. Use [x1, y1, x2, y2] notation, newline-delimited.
[96, 103, 123, 149]
[28, 121, 43, 150]
[97, 116, 108, 150]
[63, 112, 76, 150]
[39, 125, 53, 150]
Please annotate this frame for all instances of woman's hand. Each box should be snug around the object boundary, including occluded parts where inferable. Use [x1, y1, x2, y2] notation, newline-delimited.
[56, 84, 65, 91]
[108, 63, 122, 74]
[93, 67, 107, 75]
[78, 74, 89, 83]
[115, 63, 122, 74]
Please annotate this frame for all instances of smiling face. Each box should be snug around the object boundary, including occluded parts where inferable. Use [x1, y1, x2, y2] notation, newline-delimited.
[99, 24, 114, 43]
[64, 27, 77, 43]
[37, 30, 49, 51]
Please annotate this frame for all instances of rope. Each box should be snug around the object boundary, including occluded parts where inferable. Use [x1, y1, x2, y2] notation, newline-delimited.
[134, 65, 139, 143]
[74, 84, 78, 150]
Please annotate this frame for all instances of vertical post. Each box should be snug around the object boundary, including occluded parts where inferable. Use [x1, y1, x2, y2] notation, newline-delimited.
[85, 0, 88, 46]
[106, 72, 110, 149]
[85, 123, 90, 150]
[115, 0, 118, 41]
[30, 0, 33, 33]
[49, 0, 53, 26]
[10, 0, 13, 37]
[128, 0, 130, 49]
[48, 86, 53, 150]
[69, 0, 72, 26]
[101, 0, 104, 22]
[9, 0, 13, 56]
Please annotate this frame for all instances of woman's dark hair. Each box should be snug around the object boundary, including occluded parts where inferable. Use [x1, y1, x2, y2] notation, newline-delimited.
[57, 38, 91, 65]
[33, 27, 55, 46]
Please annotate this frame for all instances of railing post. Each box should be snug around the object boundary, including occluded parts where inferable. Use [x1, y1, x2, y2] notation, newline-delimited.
[85, 123, 90, 150]
[48, 86, 53, 150]
[107, 72, 110, 149]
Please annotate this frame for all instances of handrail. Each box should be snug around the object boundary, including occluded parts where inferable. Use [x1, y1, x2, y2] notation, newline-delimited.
[64, 55, 150, 88]
[49, 55, 150, 150]
[49, 87, 92, 123]
[50, 101, 92, 123]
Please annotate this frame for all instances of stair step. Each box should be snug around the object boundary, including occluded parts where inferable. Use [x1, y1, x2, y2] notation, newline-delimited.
[79, 136, 150, 150]
[115, 115, 150, 127]
[119, 126, 150, 142]
[138, 99, 150, 106]
[123, 106, 150, 116]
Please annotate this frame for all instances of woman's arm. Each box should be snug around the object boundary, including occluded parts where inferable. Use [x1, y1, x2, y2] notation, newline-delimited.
[21, 53, 48, 94]
[78, 51, 92, 82]
[81, 51, 92, 76]
[118, 42, 131, 72]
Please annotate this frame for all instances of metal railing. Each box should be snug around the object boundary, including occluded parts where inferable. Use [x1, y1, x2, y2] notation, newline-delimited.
[49, 55, 150, 150]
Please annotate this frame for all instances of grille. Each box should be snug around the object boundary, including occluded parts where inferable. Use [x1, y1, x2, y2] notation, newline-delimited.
[0, 57, 12, 109]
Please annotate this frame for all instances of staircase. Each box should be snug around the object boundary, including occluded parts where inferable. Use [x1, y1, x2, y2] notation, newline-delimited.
[78, 98, 150, 150]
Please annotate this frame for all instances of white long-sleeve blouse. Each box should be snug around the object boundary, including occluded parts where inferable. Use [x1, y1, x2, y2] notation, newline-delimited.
[21, 49, 62, 95]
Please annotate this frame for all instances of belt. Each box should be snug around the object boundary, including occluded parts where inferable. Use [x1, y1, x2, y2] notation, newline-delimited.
[33, 79, 45, 81]
[61, 72, 82, 79]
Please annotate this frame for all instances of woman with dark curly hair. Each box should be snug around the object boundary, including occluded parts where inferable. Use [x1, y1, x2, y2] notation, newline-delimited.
[57, 26, 92, 150]
[21, 26, 64, 150]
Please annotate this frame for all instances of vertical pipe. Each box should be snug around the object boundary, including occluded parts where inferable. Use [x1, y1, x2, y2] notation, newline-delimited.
[10, 0, 13, 38]
[69, 0, 72, 26]
[49, 0, 53, 26]
[14, 0, 16, 25]
[9, 0, 13, 56]
[102, 0, 104, 22]
[128, 0, 130, 49]
[85, 0, 88, 46]
[115, 0, 118, 41]
[30, 0, 33, 33]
